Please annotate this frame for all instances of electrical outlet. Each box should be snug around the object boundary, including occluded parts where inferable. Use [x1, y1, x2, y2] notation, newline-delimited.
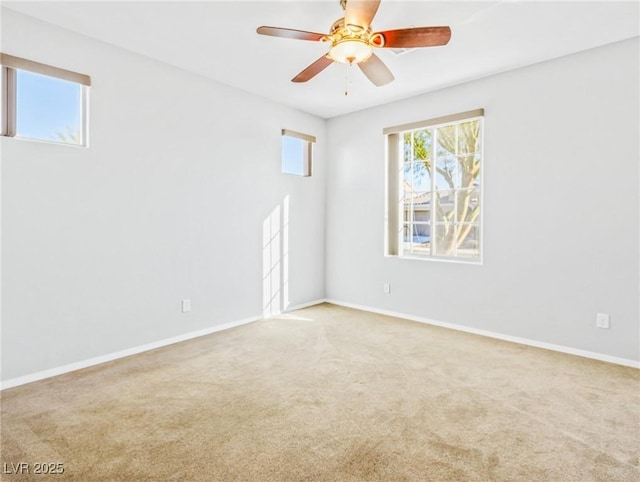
[383, 283, 391, 294]
[596, 313, 610, 329]
[182, 299, 191, 313]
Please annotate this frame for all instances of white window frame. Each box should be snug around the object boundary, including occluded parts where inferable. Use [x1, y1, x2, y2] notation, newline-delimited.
[384, 109, 484, 264]
[0, 53, 90, 146]
[281, 129, 315, 177]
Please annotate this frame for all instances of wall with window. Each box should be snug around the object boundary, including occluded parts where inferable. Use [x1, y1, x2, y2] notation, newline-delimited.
[1, 9, 327, 381]
[325, 37, 639, 362]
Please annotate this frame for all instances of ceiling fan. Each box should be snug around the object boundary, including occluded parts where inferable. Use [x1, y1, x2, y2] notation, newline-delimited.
[256, 0, 451, 87]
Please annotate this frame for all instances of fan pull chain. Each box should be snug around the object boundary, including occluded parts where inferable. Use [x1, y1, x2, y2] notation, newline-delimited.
[344, 62, 353, 96]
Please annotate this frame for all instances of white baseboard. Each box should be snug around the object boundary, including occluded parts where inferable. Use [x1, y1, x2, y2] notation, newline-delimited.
[0, 314, 262, 391]
[325, 299, 640, 369]
[3, 297, 635, 390]
[262, 298, 326, 318]
[284, 298, 327, 313]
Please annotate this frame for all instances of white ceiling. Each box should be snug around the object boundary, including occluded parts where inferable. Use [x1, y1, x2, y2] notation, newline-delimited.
[4, 1, 639, 119]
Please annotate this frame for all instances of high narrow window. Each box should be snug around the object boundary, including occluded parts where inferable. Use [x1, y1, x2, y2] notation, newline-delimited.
[282, 129, 315, 176]
[1, 53, 90, 146]
[385, 109, 484, 262]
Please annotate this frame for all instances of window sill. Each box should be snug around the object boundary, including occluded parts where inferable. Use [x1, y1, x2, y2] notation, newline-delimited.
[385, 253, 483, 265]
[1, 134, 87, 148]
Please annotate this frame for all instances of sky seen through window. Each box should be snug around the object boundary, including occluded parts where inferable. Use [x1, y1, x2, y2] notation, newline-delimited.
[16, 69, 82, 144]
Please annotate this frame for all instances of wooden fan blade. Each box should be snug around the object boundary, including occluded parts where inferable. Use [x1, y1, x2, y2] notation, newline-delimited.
[292, 55, 334, 83]
[344, 0, 381, 30]
[375, 26, 451, 48]
[257, 26, 325, 42]
[358, 53, 394, 86]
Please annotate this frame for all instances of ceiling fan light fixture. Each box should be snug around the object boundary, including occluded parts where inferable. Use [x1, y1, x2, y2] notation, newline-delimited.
[328, 39, 372, 64]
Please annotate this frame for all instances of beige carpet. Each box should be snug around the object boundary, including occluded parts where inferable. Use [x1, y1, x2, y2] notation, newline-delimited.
[1, 303, 638, 481]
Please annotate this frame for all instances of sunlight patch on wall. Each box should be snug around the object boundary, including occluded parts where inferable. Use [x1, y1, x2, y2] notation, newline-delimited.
[262, 196, 290, 317]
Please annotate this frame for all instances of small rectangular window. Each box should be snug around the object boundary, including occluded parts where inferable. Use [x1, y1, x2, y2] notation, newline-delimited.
[282, 129, 315, 176]
[1, 53, 90, 146]
[385, 110, 484, 262]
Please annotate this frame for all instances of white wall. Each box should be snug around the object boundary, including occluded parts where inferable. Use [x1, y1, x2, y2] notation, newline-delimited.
[326, 38, 639, 362]
[1, 9, 326, 381]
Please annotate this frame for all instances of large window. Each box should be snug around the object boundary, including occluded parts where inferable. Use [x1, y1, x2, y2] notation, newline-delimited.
[385, 109, 484, 262]
[1, 53, 90, 146]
